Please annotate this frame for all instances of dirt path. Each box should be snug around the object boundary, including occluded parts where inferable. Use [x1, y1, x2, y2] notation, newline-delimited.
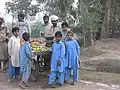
[0, 72, 120, 90]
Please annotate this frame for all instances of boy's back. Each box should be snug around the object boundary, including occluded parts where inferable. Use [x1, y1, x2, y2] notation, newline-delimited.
[20, 42, 33, 66]
[19, 32, 33, 88]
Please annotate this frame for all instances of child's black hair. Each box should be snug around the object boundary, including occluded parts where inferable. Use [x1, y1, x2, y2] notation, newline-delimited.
[55, 31, 62, 37]
[67, 31, 74, 36]
[18, 13, 25, 19]
[43, 15, 49, 20]
[22, 32, 30, 41]
[12, 27, 19, 33]
[61, 21, 68, 27]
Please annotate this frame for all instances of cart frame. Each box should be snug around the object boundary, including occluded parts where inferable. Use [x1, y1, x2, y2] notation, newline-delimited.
[30, 51, 51, 82]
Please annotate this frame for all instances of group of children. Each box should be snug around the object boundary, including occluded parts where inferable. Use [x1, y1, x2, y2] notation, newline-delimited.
[7, 13, 80, 89]
[8, 27, 33, 89]
[48, 30, 80, 88]
[7, 27, 80, 89]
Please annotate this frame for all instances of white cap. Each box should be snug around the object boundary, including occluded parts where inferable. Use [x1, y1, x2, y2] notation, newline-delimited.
[50, 15, 59, 21]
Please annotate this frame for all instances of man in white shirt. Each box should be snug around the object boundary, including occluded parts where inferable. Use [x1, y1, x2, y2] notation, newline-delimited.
[50, 15, 62, 39]
[16, 13, 31, 39]
[42, 15, 52, 38]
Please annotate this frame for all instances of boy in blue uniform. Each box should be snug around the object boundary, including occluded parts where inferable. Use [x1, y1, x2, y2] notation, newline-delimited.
[48, 31, 65, 88]
[65, 31, 80, 85]
[19, 32, 33, 89]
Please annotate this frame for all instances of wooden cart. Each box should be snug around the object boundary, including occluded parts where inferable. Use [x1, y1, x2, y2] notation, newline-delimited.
[30, 50, 51, 82]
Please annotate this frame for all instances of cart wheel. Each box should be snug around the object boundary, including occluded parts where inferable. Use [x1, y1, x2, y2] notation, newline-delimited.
[30, 60, 39, 82]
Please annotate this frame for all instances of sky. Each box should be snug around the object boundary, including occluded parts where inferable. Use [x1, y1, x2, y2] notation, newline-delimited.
[0, 0, 6, 15]
[0, 0, 12, 16]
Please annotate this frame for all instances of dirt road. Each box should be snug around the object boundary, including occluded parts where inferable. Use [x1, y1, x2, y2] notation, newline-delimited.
[0, 72, 120, 90]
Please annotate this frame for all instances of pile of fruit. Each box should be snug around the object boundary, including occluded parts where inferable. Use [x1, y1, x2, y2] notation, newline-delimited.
[31, 40, 47, 52]
[20, 40, 48, 52]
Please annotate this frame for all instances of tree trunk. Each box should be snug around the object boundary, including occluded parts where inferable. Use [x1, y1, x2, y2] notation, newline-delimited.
[110, 0, 117, 36]
[100, 0, 111, 38]
[85, 31, 92, 46]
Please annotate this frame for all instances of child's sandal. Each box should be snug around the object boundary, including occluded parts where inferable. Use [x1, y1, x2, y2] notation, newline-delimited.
[18, 81, 27, 89]
[70, 82, 77, 85]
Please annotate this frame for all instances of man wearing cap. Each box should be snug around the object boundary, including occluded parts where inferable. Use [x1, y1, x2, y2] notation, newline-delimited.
[0, 17, 9, 71]
[50, 15, 62, 39]
[42, 15, 62, 40]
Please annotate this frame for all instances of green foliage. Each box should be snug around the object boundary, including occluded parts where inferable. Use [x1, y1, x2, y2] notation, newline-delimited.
[5, 0, 40, 16]
[37, 0, 74, 20]
[72, 0, 103, 35]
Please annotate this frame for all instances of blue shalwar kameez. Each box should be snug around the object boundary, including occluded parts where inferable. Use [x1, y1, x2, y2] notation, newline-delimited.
[8, 60, 20, 78]
[49, 41, 65, 85]
[20, 41, 33, 82]
[65, 40, 80, 82]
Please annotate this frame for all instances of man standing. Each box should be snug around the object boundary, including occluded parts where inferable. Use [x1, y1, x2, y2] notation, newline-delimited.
[0, 17, 9, 71]
[42, 15, 52, 38]
[42, 15, 62, 39]
[50, 15, 62, 39]
[41, 15, 52, 70]
[17, 13, 31, 39]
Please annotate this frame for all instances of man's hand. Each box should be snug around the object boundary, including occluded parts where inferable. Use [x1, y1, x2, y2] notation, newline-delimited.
[57, 60, 61, 66]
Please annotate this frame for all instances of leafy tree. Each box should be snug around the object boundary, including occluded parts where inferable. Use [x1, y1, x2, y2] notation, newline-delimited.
[37, 0, 75, 20]
[5, 0, 40, 28]
[5, 0, 40, 16]
[72, 0, 103, 46]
